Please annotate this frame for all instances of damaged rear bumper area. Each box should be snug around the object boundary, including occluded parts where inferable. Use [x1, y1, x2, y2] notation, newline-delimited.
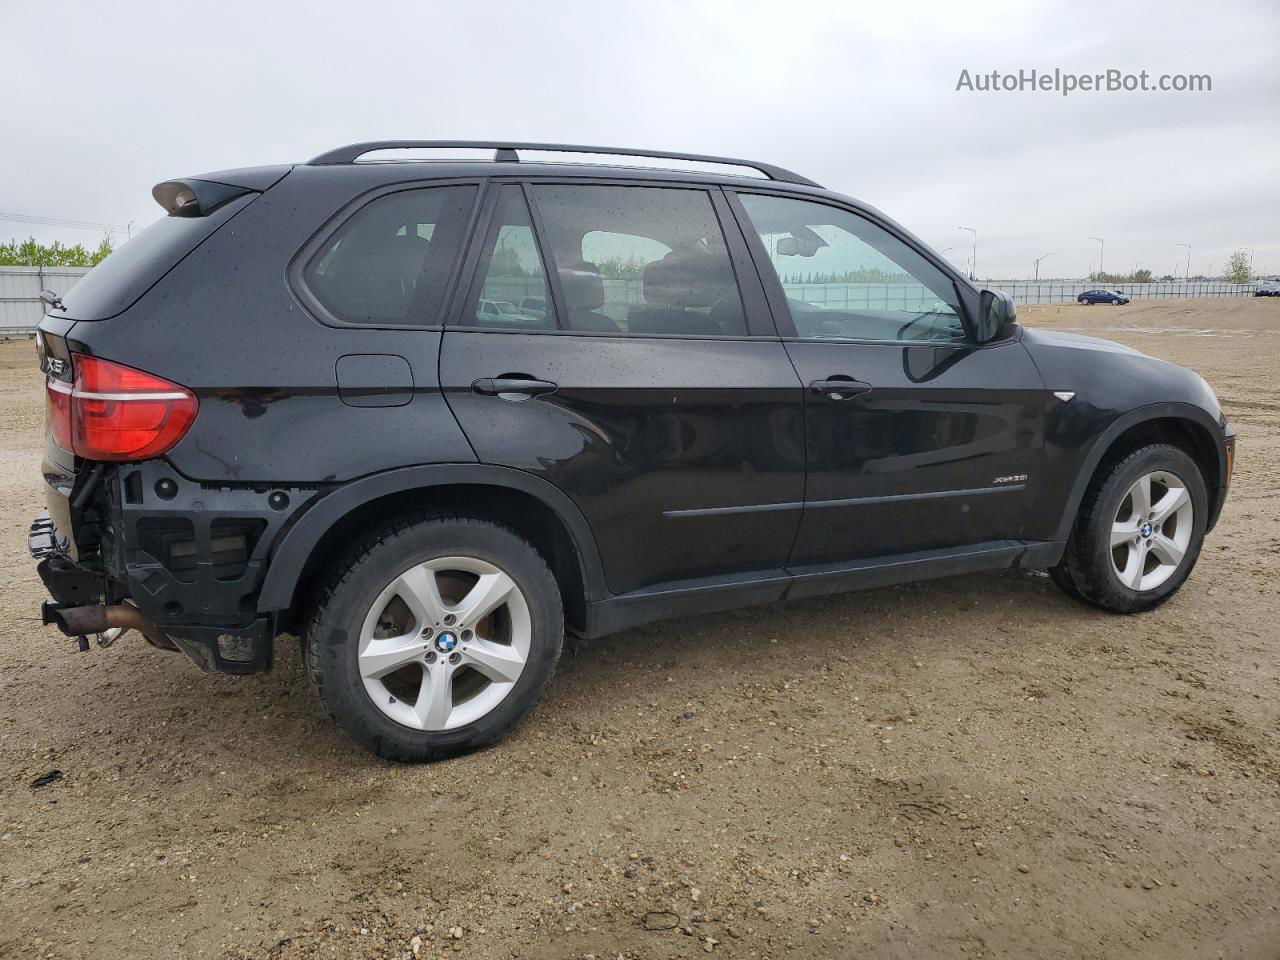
[32, 510, 176, 653]
[29, 457, 298, 674]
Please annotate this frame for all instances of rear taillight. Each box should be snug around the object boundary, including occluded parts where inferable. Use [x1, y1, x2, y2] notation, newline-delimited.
[46, 355, 198, 461]
[46, 377, 74, 451]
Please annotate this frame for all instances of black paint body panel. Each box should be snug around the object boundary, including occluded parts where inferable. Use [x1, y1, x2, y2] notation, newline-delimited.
[782, 336, 1045, 564]
[440, 331, 806, 593]
[1017, 327, 1231, 539]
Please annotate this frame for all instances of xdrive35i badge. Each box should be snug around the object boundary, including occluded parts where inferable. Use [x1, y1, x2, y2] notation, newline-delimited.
[993, 474, 1029, 484]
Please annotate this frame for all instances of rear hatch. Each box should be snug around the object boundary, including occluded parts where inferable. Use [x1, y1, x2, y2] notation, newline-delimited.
[36, 165, 292, 549]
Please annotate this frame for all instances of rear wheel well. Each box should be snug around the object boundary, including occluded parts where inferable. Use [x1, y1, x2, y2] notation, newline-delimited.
[283, 484, 588, 636]
[1086, 417, 1220, 521]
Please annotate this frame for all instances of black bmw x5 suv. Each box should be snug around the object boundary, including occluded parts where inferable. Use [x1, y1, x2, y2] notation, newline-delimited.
[31, 141, 1235, 760]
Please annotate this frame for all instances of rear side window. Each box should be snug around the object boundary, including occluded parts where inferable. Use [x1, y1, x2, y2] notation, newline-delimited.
[532, 185, 746, 337]
[303, 186, 476, 325]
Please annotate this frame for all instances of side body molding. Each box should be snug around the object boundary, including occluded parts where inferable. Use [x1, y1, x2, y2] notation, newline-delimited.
[1049, 401, 1229, 543]
[256, 463, 610, 612]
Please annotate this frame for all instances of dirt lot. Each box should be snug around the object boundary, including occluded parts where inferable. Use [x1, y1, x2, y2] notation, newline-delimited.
[1, 298, 1277, 960]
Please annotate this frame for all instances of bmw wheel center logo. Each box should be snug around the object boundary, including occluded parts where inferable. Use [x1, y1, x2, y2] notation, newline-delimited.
[1139, 521, 1153, 539]
[435, 631, 459, 653]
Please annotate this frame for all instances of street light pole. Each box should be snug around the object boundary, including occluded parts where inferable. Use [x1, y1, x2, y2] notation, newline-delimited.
[1088, 236, 1104, 280]
[1033, 253, 1053, 281]
[1177, 242, 1191, 279]
[958, 227, 977, 281]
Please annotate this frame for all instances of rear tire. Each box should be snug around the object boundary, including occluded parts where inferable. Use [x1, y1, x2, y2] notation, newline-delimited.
[306, 513, 563, 761]
[1050, 444, 1208, 613]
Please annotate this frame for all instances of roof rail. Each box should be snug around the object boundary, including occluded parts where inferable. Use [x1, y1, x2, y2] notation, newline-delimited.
[305, 140, 821, 187]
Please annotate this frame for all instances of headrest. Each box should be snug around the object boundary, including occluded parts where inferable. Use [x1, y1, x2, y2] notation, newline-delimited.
[331, 232, 430, 287]
[560, 261, 605, 311]
[642, 250, 720, 309]
[323, 232, 431, 321]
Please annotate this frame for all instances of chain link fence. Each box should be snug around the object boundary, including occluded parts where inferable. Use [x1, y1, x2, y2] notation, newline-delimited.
[977, 280, 1258, 305]
[2, 269, 1267, 338]
[478, 276, 1267, 322]
[782, 279, 1261, 311]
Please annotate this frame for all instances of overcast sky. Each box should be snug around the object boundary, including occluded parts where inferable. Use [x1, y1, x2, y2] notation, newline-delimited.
[4, 0, 1278, 279]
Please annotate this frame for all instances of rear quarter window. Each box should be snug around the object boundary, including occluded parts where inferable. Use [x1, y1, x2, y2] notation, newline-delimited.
[301, 186, 477, 326]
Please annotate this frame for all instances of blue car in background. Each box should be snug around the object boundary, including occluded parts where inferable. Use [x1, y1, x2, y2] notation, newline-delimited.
[1078, 289, 1130, 305]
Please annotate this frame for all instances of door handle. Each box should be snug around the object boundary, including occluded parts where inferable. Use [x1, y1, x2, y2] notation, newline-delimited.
[809, 377, 872, 400]
[471, 377, 558, 401]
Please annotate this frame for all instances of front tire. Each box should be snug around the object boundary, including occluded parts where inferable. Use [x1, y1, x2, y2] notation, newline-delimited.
[1050, 444, 1208, 613]
[1048, 562, 1088, 603]
[306, 513, 563, 761]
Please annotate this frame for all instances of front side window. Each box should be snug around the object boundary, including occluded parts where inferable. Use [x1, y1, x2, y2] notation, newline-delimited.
[737, 194, 966, 343]
[532, 185, 747, 336]
[303, 185, 476, 325]
[466, 186, 555, 330]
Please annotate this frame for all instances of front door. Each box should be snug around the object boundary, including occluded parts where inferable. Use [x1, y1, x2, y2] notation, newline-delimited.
[730, 191, 1045, 567]
[440, 182, 805, 595]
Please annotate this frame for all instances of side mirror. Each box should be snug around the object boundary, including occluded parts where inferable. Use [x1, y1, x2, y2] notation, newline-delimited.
[975, 288, 1017, 343]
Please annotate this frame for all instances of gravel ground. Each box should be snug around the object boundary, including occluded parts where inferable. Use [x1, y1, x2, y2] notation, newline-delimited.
[1, 298, 1277, 960]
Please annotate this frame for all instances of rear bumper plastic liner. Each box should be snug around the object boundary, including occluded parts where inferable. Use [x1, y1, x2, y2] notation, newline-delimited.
[29, 503, 279, 675]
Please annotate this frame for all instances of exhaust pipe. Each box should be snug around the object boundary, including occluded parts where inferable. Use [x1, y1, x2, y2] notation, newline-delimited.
[46, 603, 176, 651]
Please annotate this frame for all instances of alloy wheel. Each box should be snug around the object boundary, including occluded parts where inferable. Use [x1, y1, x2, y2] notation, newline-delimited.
[357, 556, 531, 731]
[1110, 470, 1194, 592]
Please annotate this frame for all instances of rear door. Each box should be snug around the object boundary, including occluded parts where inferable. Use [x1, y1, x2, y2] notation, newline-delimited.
[439, 181, 805, 595]
[729, 190, 1045, 567]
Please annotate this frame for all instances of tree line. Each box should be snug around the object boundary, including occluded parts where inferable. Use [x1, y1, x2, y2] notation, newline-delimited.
[1089, 250, 1254, 285]
[0, 236, 115, 267]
